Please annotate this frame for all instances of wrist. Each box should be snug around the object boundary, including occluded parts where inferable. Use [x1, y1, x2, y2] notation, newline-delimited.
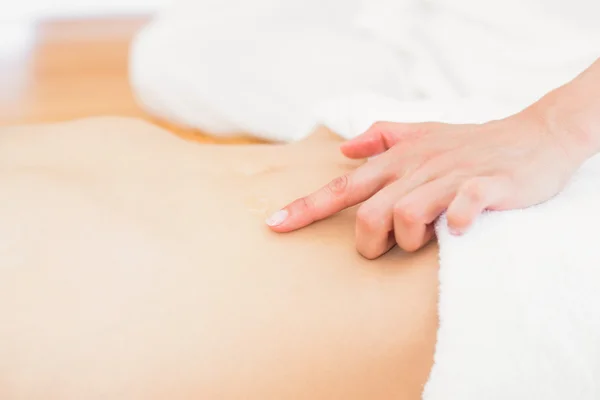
[533, 82, 600, 164]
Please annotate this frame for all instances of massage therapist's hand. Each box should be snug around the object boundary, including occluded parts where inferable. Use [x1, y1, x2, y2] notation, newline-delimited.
[266, 59, 600, 259]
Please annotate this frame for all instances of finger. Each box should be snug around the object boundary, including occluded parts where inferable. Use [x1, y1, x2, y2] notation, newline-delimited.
[354, 203, 396, 260]
[340, 121, 436, 159]
[266, 162, 389, 232]
[446, 176, 513, 235]
[355, 231, 398, 260]
[354, 170, 435, 259]
[378, 231, 398, 258]
[392, 177, 457, 252]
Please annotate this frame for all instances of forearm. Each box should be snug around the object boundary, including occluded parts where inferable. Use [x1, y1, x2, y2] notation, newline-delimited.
[536, 58, 600, 162]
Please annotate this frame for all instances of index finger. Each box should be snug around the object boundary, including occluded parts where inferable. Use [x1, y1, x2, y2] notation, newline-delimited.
[266, 163, 387, 232]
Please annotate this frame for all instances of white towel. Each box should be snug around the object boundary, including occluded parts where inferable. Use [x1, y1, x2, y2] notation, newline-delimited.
[129, 0, 412, 142]
[426, 150, 600, 400]
[129, 0, 599, 142]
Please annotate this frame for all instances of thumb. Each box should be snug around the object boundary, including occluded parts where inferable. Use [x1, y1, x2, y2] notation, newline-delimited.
[446, 176, 514, 235]
[340, 121, 433, 159]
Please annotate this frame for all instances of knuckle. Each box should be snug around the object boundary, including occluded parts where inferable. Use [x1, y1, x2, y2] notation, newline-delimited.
[391, 164, 409, 181]
[461, 179, 485, 203]
[326, 174, 350, 196]
[390, 155, 435, 183]
[393, 204, 420, 225]
[356, 205, 382, 231]
[393, 224, 420, 253]
[296, 195, 315, 214]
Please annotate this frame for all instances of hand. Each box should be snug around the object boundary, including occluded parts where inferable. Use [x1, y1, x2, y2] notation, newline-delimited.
[266, 106, 590, 259]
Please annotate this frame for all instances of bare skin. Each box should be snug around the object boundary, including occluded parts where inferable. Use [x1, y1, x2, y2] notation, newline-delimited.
[0, 118, 438, 400]
[269, 58, 600, 258]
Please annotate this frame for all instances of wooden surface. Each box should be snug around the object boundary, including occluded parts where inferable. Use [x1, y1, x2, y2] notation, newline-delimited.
[0, 16, 260, 144]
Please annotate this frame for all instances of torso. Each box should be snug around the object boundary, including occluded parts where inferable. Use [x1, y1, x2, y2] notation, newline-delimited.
[0, 118, 438, 399]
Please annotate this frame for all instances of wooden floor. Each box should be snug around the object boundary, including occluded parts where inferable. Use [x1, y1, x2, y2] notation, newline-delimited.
[0, 16, 258, 144]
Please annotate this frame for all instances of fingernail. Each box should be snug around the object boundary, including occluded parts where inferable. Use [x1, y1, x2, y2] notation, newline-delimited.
[449, 227, 464, 236]
[266, 209, 288, 227]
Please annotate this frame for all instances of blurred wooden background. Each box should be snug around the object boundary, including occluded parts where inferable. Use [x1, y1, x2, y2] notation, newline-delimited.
[0, 16, 258, 143]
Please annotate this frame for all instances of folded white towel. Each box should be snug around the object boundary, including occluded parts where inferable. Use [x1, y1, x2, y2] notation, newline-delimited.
[129, 0, 599, 142]
[425, 152, 600, 400]
[129, 0, 412, 142]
